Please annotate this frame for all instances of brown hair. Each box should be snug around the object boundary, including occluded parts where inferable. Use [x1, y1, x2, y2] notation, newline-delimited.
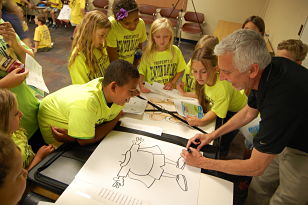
[195, 35, 219, 50]
[0, 136, 17, 187]
[242, 16, 265, 36]
[192, 47, 218, 111]
[36, 14, 46, 24]
[277, 39, 308, 62]
[0, 89, 17, 135]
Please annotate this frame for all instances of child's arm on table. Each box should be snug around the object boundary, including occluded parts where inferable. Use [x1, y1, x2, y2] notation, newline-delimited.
[186, 110, 217, 126]
[164, 71, 184, 90]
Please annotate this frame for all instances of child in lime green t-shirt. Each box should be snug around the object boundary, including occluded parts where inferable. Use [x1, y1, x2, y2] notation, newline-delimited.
[139, 18, 186, 92]
[69, 10, 111, 84]
[177, 35, 219, 96]
[186, 46, 247, 154]
[106, 0, 147, 65]
[185, 46, 247, 127]
[0, 89, 55, 170]
[38, 60, 140, 147]
[0, 136, 28, 205]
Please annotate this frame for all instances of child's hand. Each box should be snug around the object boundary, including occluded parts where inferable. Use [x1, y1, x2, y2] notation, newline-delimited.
[0, 22, 18, 47]
[1, 68, 29, 88]
[185, 116, 204, 126]
[140, 86, 151, 93]
[176, 82, 185, 95]
[36, 144, 55, 160]
[164, 82, 174, 90]
[51, 126, 75, 142]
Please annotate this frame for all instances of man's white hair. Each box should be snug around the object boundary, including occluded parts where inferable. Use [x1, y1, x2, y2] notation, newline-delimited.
[214, 29, 271, 72]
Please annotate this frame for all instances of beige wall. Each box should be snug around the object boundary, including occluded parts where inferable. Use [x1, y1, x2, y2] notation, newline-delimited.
[263, 0, 308, 52]
[182, 0, 269, 40]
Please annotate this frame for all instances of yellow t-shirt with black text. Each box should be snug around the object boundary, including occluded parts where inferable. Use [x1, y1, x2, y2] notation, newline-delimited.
[69, 0, 85, 25]
[34, 25, 52, 49]
[204, 74, 247, 118]
[69, 47, 110, 84]
[106, 16, 147, 64]
[139, 45, 186, 84]
[49, 0, 63, 9]
[182, 59, 195, 92]
[38, 78, 123, 145]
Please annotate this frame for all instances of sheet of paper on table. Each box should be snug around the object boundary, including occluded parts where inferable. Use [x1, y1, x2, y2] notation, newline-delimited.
[25, 53, 49, 94]
[123, 96, 148, 115]
[145, 82, 197, 101]
[75, 131, 201, 205]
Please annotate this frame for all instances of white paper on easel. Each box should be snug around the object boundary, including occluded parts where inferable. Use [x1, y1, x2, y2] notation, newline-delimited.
[123, 96, 148, 115]
[25, 53, 49, 93]
[76, 131, 201, 205]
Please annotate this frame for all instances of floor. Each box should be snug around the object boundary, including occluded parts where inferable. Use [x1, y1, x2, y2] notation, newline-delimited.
[27, 20, 248, 204]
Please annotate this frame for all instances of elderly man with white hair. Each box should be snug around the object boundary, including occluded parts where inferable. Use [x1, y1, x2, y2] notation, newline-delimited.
[181, 29, 308, 205]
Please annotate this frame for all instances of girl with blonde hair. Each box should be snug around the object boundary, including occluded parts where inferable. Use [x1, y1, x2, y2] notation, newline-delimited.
[177, 35, 219, 96]
[69, 10, 111, 84]
[139, 18, 186, 92]
[0, 89, 54, 170]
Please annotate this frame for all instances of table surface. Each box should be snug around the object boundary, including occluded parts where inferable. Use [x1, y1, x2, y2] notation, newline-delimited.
[52, 91, 233, 205]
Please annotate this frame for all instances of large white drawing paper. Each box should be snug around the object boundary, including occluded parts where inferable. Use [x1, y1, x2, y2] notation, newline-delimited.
[76, 131, 201, 205]
[123, 96, 147, 115]
[56, 178, 150, 205]
[25, 53, 49, 93]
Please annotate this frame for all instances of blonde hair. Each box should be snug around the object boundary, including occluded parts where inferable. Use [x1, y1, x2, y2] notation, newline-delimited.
[277, 39, 308, 62]
[195, 35, 219, 50]
[192, 47, 218, 111]
[69, 10, 111, 74]
[142, 18, 175, 63]
[0, 89, 17, 135]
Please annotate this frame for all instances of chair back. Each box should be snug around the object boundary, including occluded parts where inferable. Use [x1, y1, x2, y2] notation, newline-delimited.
[93, 0, 109, 9]
[184, 11, 204, 23]
[160, 7, 180, 19]
[139, 4, 158, 15]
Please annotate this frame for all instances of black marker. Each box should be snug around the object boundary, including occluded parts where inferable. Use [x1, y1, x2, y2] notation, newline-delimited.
[187, 148, 192, 153]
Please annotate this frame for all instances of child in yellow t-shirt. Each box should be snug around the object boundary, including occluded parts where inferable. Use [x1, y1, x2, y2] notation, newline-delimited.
[33, 14, 52, 53]
[186, 46, 247, 154]
[139, 18, 186, 92]
[38, 60, 140, 147]
[0, 136, 28, 205]
[106, 0, 147, 65]
[42, 0, 63, 29]
[69, 0, 86, 26]
[0, 89, 55, 170]
[69, 10, 111, 84]
[177, 35, 219, 96]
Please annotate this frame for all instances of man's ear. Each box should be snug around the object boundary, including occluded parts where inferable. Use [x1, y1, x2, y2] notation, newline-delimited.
[249, 64, 260, 78]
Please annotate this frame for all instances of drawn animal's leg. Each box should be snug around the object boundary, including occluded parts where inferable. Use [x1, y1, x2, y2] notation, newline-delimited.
[161, 172, 188, 192]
